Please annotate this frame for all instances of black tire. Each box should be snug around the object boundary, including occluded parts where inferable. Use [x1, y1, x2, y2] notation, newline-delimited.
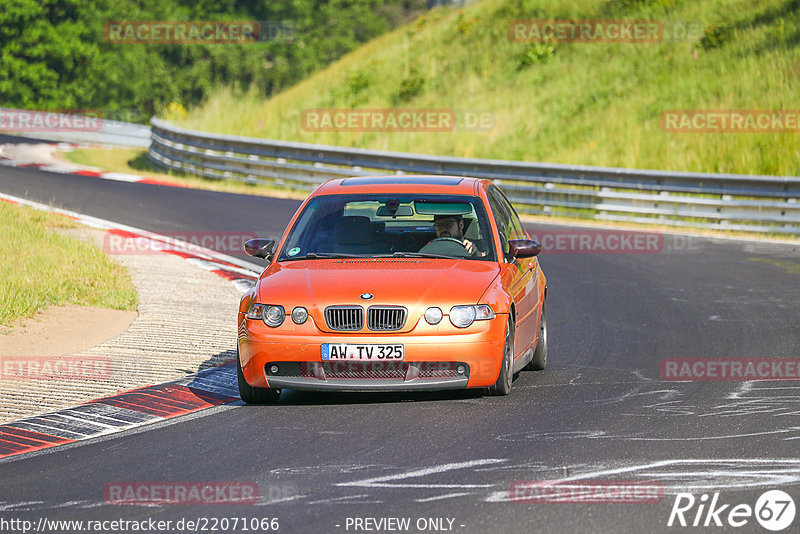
[237, 349, 280, 404]
[488, 316, 514, 396]
[525, 304, 547, 371]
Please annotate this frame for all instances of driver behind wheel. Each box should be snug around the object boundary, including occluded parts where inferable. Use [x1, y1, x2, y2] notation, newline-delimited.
[432, 214, 483, 257]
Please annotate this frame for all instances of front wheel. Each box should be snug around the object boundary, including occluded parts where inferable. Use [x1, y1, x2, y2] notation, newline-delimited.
[237, 349, 281, 404]
[525, 304, 547, 371]
[488, 317, 514, 395]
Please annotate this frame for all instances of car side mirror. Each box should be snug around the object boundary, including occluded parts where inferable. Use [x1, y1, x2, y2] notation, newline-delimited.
[508, 239, 542, 258]
[244, 238, 275, 260]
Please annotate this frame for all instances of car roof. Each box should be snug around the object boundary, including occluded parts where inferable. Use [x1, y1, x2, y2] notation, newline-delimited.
[311, 175, 491, 196]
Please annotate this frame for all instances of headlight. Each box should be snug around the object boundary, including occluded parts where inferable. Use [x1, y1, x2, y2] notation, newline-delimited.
[247, 303, 285, 327]
[449, 305, 477, 328]
[291, 306, 308, 324]
[424, 307, 443, 325]
[263, 305, 285, 327]
[448, 305, 495, 328]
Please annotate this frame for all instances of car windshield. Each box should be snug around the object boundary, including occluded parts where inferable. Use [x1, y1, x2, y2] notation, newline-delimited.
[277, 194, 496, 261]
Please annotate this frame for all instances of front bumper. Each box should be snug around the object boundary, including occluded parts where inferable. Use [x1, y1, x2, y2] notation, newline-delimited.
[262, 360, 469, 391]
[266, 376, 469, 392]
[238, 314, 507, 390]
[265, 378, 468, 392]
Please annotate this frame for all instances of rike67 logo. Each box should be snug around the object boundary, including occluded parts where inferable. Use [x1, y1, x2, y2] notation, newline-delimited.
[668, 490, 796, 531]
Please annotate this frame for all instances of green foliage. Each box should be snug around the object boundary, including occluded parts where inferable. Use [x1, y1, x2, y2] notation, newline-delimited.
[601, 0, 679, 16]
[344, 69, 373, 106]
[455, 12, 478, 35]
[181, 0, 800, 177]
[0, 0, 426, 120]
[699, 23, 733, 49]
[392, 66, 424, 104]
[517, 43, 556, 69]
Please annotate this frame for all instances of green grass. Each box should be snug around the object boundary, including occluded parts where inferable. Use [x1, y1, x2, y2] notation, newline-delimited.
[0, 202, 138, 328]
[176, 0, 800, 176]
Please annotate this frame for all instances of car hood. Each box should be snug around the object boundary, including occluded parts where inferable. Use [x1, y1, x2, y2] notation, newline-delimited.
[256, 259, 500, 331]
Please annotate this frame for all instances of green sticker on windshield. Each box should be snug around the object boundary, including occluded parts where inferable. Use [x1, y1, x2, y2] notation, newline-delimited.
[287, 247, 301, 256]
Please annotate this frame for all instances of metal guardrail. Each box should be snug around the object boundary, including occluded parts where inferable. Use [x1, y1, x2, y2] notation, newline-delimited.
[149, 117, 800, 234]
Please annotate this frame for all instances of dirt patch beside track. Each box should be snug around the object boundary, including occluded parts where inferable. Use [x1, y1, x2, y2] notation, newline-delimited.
[0, 304, 137, 357]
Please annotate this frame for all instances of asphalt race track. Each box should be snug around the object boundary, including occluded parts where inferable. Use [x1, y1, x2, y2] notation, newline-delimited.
[1, 149, 799, 533]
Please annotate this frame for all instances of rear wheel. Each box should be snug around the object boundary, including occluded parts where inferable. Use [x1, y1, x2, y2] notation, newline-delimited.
[488, 316, 514, 396]
[525, 304, 547, 371]
[237, 349, 280, 404]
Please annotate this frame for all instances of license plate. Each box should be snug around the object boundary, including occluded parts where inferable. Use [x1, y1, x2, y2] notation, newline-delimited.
[321, 343, 404, 361]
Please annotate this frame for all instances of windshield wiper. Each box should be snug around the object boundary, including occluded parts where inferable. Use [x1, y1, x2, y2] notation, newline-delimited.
[286, 252, 465, 261]
[282, 252, 367, 260]
[378, 252, 464, 260]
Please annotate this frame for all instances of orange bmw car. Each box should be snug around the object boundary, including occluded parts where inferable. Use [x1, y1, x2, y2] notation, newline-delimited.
[237, 176, 547, 403]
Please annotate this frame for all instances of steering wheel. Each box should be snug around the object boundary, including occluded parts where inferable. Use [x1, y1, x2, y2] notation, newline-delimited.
[429, 237, 467, 248]
[419, 237, 472, 257]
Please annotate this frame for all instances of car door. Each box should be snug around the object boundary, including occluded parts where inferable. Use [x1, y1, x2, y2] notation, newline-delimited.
[489, 188, 539, 354]
[487, 187, 539, 357]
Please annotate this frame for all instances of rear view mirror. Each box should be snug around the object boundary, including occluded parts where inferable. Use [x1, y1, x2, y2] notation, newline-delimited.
[244, 238, 275, 260]
[376, 205, 413, 217]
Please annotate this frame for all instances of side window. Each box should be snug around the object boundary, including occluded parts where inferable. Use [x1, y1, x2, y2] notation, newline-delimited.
[487, 189, 512, 257]
[497, 189, 526, 241]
